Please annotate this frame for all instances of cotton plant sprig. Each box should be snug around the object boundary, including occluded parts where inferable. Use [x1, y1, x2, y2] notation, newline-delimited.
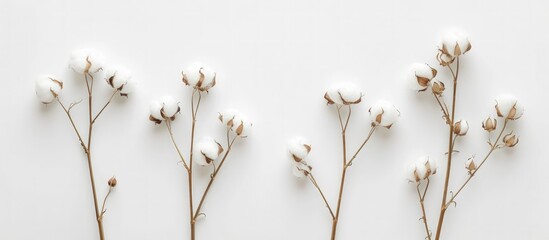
[289, 83, 399, 240]
[407, 31, 524, 240]
[149, 63, 251, 240]
[35, 49, 133, 240]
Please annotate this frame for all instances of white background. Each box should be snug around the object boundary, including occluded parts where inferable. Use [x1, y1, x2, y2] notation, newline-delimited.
[0, 0, 547, 239]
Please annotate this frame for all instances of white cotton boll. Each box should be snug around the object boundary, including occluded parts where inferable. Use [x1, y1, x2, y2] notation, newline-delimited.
[218, 109, 238, 126]
[231, 115, 252, 137]
[324, 83, 362, 105]
[369, 100, 400, 129]
[495, 94, 524, 120]
[453, 119, 469, 136]
[418, 156, 437, 176]
[408, 63, 436, 92]
[439, 31, 471, 57]
[105, 66, 132, 89]
[292, 162, 312, 178]
[182, 62, 217, 91]
[193, 137, 223, 166]
[414, 161, 428, 180]
[161, 96, 180, 118]
[68, 49, 104, 74]
[288, 137, 311, 163]
[149, 100, 164, 122]
[35, 76, 63, 104]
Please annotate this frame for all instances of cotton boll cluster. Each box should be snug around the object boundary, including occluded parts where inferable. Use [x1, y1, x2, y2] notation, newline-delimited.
[324, 83, 363, 105]
[408, 63, 438, 92]
[408, 156, 437, 182]
[68, 49, 104, 74]
[369, 100, 400, 129]
[453, 119, 469, 136]
[437, 31, 472, 66]
[105, 67, 133, 96]
[218, 109, 252, 137]
[495, 95, 524, 120]
[288, 137, 312, 178]
[149, 96, 181, 124]
[182, 62, 217, 92]
[35, 76, 63, 104]
[193, 137, 224, 166]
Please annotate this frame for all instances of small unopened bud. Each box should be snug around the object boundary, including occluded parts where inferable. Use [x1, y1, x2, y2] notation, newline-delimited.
[431, 79, 445, 96]
[482, 117, 497, 132]
[453, 119, 469, 136]
[465, 157, 476, 174]
[108, 177, 117, 187]
[503, 133, 519, 147]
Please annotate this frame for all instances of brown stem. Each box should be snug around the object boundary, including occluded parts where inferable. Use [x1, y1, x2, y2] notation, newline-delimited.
[434, 57, 459, 240]
[433, 94, 450, 124]
[331, 106, 352, 240]
[417, 180, 432, 240]
[84, 73, 105, 240]
[187, 90, 201, 240]
[193, 135, 238, 219]
[308, 173, 335, 219]
[445, 120, 508, 206]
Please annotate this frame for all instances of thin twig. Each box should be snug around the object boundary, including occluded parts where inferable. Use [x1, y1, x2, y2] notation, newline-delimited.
[57, 99, 88, 153]
[346, 126, 377, 167]
[165, 120, 190, 171]
[417, 181, 432, 240]
[308, 173, 335, 219]
[99, 187, 114, 220]
[92, 90, 120, 124]
[193, 135, 238, 219]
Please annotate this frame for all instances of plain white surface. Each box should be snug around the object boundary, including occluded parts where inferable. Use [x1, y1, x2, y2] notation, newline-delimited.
[0, 0, 547, 239]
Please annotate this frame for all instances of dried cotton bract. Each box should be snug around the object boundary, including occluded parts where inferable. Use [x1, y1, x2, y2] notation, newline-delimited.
[182, 63, 217, 92]
[324, 83, 363, 105]
[369, 101, 400, 129]
[193, 137, 224, 166]
[495, 95, 524, 120]
[149, 96, 181, 124]
[35, 76, 63, 104]
[68, 49, 104, 74]
[218, 109, 252, 137]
